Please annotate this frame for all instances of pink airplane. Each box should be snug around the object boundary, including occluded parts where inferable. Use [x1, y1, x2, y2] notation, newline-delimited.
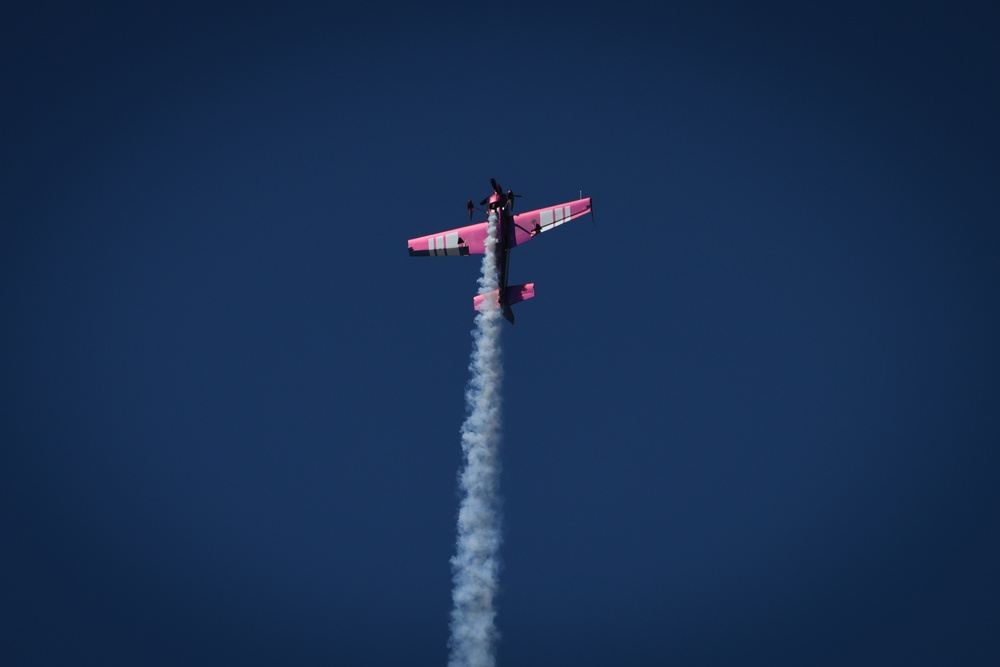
[407, 179, 593, 324]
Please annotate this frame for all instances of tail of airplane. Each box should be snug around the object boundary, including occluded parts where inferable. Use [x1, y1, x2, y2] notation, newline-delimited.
[500, 301, 516, 324]
[473, 283, 535, 324]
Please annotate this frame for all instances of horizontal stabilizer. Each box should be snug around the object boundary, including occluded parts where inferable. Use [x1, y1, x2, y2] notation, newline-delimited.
[473, 282, 535, 317]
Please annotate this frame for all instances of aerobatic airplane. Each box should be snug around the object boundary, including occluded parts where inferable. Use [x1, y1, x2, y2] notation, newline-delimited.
[407, 179, 593, 324]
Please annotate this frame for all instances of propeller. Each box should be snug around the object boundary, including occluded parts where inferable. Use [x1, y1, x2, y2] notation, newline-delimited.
[505, 189, 523, 211]
[481, 179, 503, 211]
[475, 179, 525, 213]
[467, 199, 474, 220]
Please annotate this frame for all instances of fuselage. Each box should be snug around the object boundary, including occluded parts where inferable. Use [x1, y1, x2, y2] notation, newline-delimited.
[486, 192, 516, 321]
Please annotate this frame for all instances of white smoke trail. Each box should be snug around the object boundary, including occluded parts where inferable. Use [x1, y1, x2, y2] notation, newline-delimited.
[448, 212, 504, 667]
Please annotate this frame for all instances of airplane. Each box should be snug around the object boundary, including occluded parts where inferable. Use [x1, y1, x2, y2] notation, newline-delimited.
[407, 178, 593, 324]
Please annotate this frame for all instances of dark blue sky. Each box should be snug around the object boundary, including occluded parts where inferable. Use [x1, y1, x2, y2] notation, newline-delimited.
[4, 2, 998, 665]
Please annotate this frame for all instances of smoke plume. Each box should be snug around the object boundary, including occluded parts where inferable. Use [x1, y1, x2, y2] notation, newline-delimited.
[448, 212, 504, 667]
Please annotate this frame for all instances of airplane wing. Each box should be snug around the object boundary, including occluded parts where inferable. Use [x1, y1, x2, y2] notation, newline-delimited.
[510, 197, 592, 247]
[408, 220, 489, 256]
